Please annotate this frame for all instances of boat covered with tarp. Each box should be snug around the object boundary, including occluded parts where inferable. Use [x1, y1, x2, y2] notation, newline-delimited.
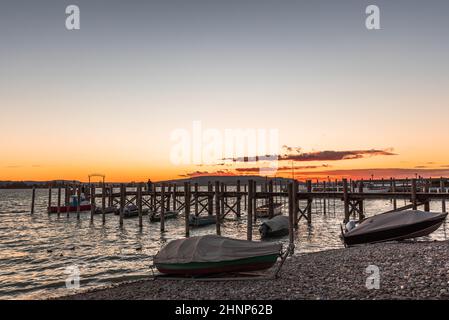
[189, 214, 217, 227]
[255, 203, 283, 218]
[150, 210, 179, 222]
[154, 235, 282, 275]
[342, 210, 447, 246]
[259, 215, 289, 239]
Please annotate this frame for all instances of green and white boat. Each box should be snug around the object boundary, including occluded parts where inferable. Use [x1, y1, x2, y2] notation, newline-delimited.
[154, 235, 282, 275]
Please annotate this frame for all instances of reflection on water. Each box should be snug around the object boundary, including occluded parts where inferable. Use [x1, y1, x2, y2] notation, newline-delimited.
[0, 188, 447, 299]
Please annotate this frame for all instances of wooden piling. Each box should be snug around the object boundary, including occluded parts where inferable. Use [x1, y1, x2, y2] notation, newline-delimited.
[76, 186, 81, 220]
[31, 186, 36, 215]
[306, 180, 312, 223]
[253, 180, 258, 223]
[194, 183, 199, 216]
[343, 179, 349, 223]
[424, 180, 430, 212]
[47, 186, 52, 214]
[293, 181, 299, 228]
[441, 178, 446, 213]
[411, 179, 417, 210]
[215, 181, 221, 236]
[137, 183, 143, 228]
[207, 182, 213, 215]
[247, 180, 253, 241]
[57, 187, 61, 217]
[288, 183, 294, 245]
[101, 184, 106, 224]
[172, 184, 177, 211]
[90, 185, 95, 222]
[358, 180, 364, 220]
[119, 184, 125, 226]
[160, 183, 165, 232]
[184, 182, 190, 237]
[268, 180, 274, 219]
[391, 178, 397, 210]
[322, 181, 327, 215]
[236, 180, 241, 218]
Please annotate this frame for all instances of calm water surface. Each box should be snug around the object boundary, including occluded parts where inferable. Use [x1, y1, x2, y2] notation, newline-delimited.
[0, 188, 447, 299]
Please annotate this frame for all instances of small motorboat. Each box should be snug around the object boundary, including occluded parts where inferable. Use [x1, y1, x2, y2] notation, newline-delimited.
[189, 215, 217, 227]
[342, 210, 448, 246]
[154, 235, 282, 275]
[150, 210, 179, 222]
[255, 203, 283, 218]
[259, 215, 289, 239]
[48, 194, 91, 213]
[94, 206, 118, 215]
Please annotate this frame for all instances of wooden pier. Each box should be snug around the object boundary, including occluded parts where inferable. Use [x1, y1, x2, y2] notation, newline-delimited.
[37, 177, 449, 240]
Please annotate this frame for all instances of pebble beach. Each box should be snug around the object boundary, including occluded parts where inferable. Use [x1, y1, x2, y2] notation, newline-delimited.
[59, 240, 449, 300]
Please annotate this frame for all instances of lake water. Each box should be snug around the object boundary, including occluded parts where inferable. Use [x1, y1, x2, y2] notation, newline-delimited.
[0, 188, 447, 299]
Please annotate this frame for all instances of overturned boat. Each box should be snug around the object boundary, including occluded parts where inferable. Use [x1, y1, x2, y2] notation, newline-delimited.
[150, 210, 179, 222]
[342, 210, 447, 246]
[259, 215, 289, 239]
[189, 214, 217, 227]
[154, 235, 282, 275]
[255, 203, 283, 218]
[114, 204, 149, 218]
[94, 206, 118, 215]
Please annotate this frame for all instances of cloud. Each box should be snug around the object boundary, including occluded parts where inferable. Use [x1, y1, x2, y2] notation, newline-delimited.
[180, 170, 232, 178]
[224, 148, 397, 163]
[235, 164, 330, 173]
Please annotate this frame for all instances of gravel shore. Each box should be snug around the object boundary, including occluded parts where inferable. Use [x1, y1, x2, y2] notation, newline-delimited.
[59, 240, 449, 300]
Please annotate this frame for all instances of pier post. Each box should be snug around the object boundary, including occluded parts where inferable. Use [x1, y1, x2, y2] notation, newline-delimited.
[288, 183, 294, 245]
[207, 182, 213, 216]
[57, 187, 61, 218]
[244, 184, 247, 211]
[424, 180, 430, 212]
[101, 183, 106, 224]
[31, 186, 36, 215]
[306, 180, 312, 224]
[194, 183, 199, 216]
[47, 186, 52, 214]
[247, 180, 253, 241]
[166, 184, 172, 211]
[215, 181, 221, 235]
[343, 179, 350, 223]
[119, 184, 125, 226]
[391, 178, 397, 210]
[293, 181, 299, 228]
[152, 184, 156, 212]
[172, 184, 177, 211]
[90, 185, 95, 222]
[441, 178, 446, 213]
[137, 183, 143, 228]
[161, 184, 165, 232]
[221, 183, 225, 218]
[76, 186, 81, 220]
[236, 180, 241, 218]
[358, 180, 364, 220]
[253, 181, 258, 223]
[268, 180, 274, 219]
[411, 179, 417, 210]
[323, 181, 327, 215]
[184, 182, 190, 237]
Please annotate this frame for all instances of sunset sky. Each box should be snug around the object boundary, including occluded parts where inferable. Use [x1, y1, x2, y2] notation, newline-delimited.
[1, 0, 449, 182]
